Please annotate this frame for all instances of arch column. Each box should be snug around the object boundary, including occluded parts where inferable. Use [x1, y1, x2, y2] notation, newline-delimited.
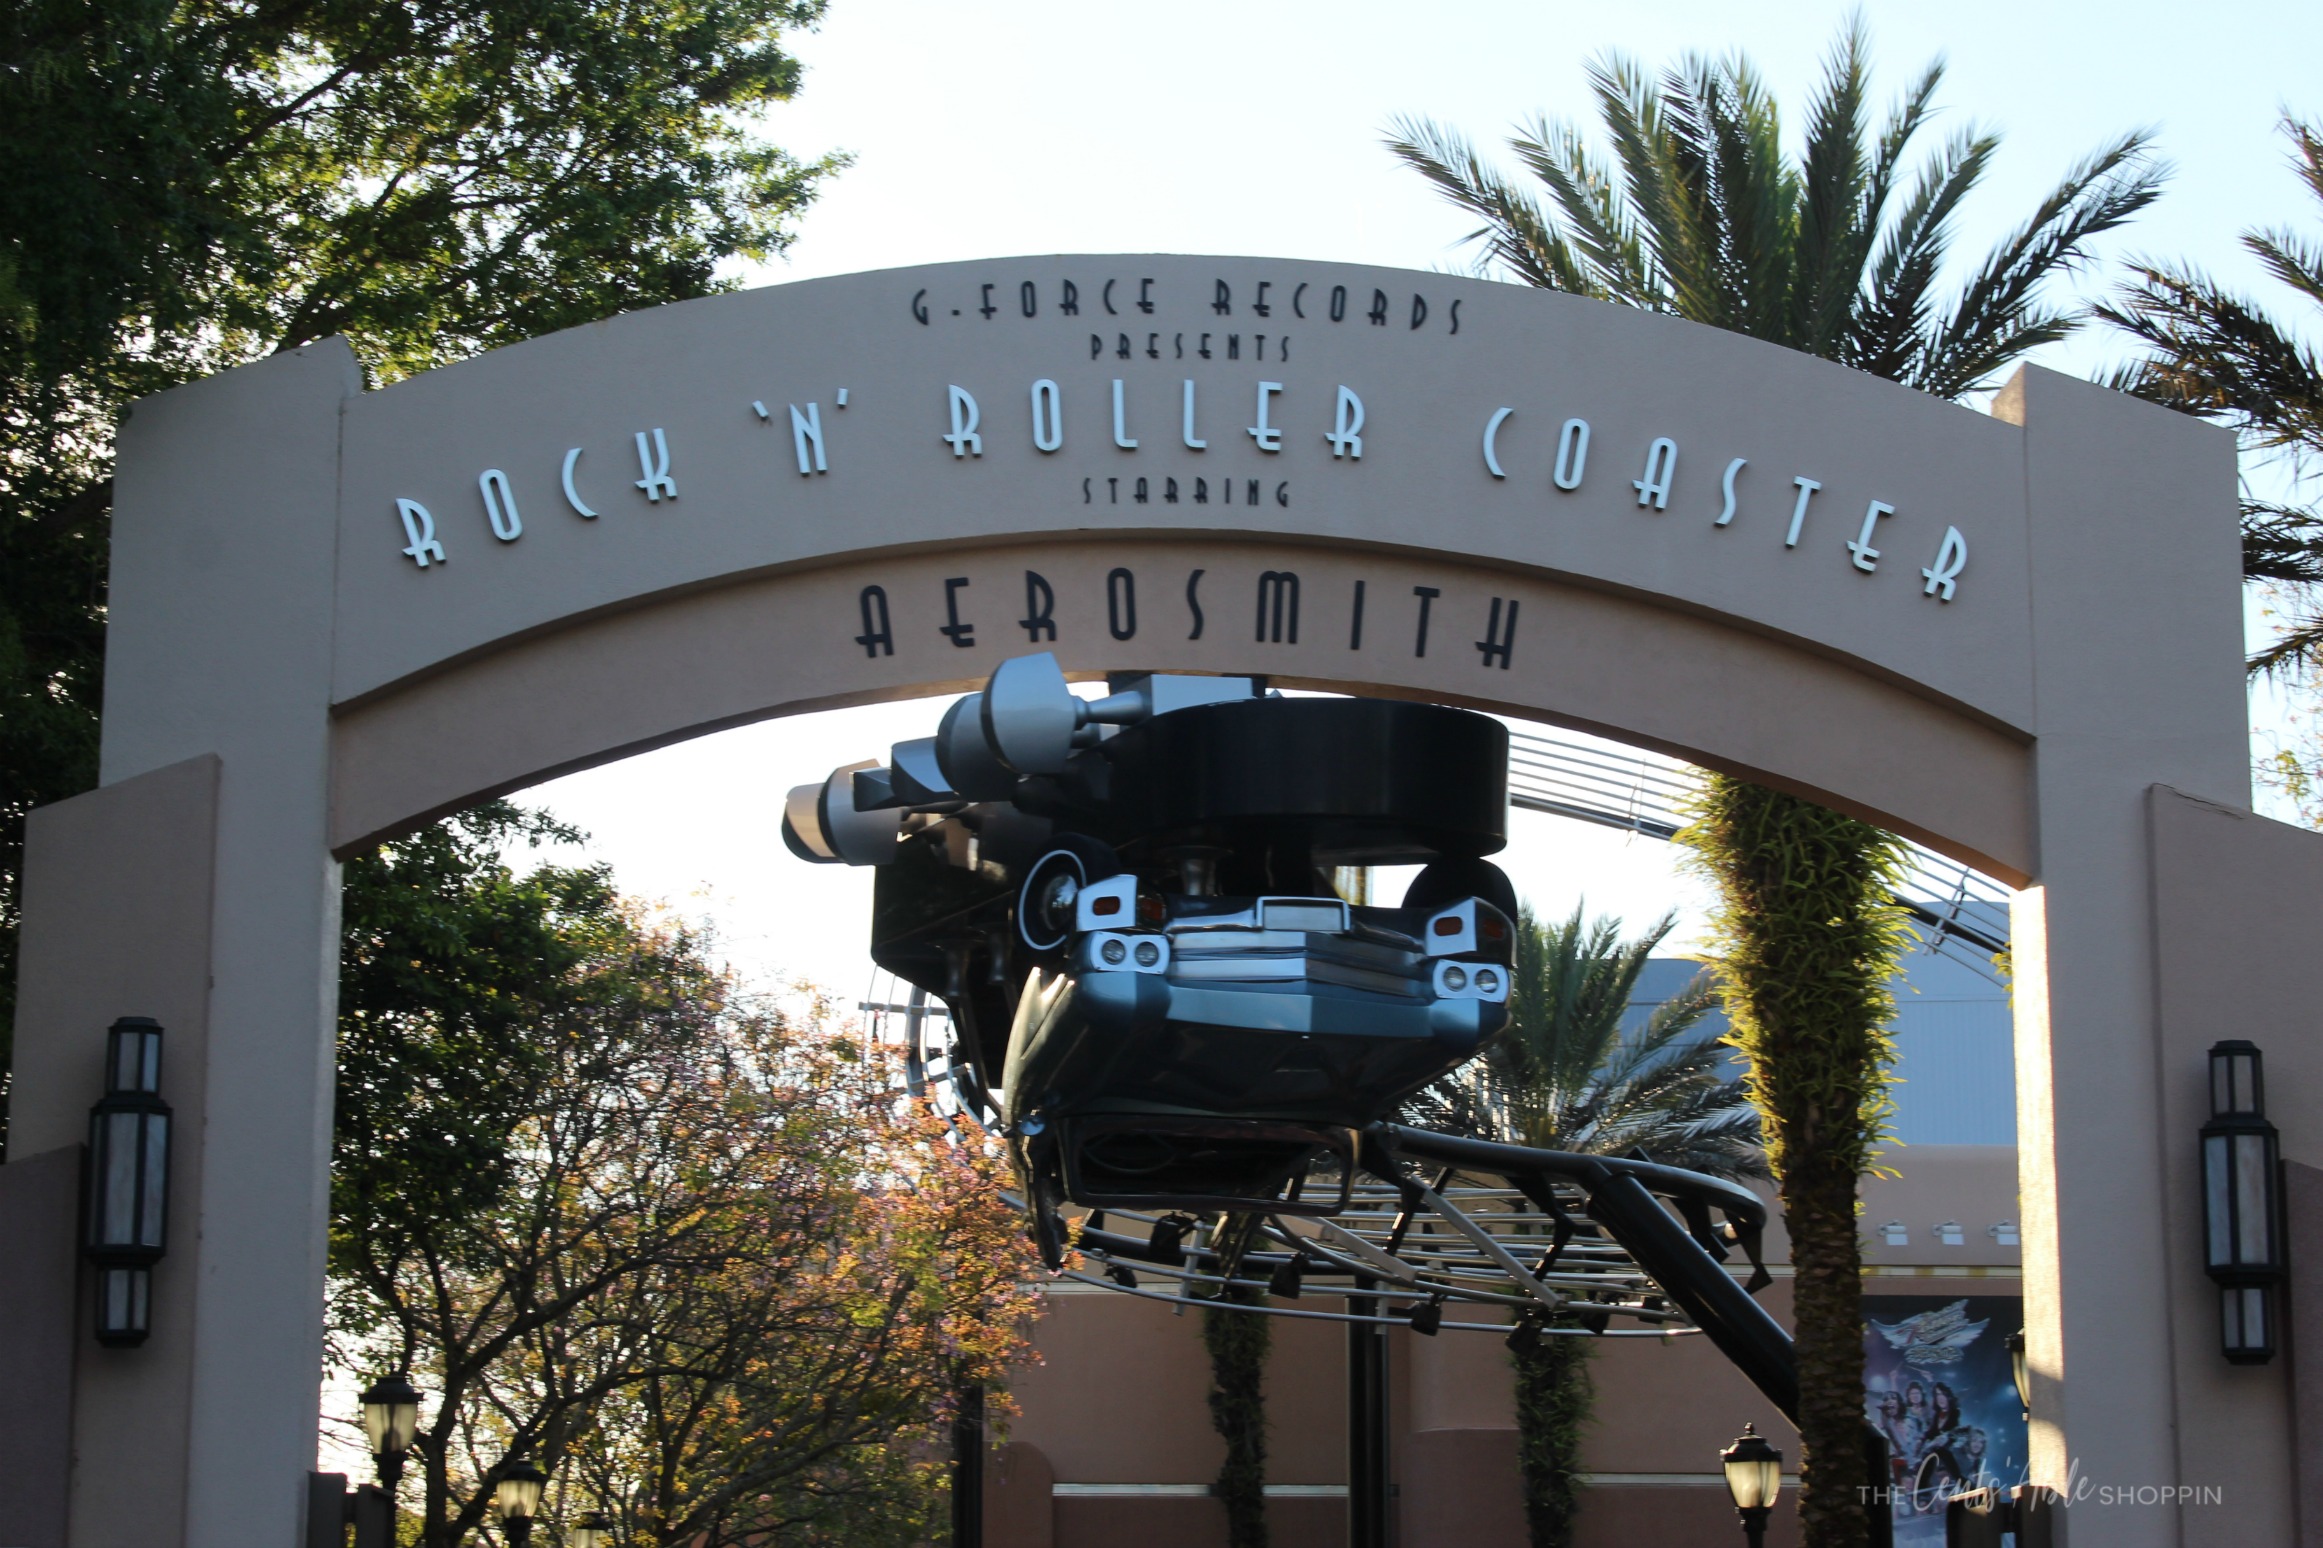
[6, 342, 357, 1547]
[2004, 368, 2249, 1543]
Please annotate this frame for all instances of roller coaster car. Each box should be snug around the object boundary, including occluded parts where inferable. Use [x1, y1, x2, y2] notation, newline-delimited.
[784, 654, 1519, 1252]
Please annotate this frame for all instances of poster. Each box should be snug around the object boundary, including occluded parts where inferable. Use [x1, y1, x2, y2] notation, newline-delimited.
[1862, 1295, 2028, 1545]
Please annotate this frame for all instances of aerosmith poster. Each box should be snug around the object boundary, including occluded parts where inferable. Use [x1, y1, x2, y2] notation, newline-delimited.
[1862, 1296, 2028, 1544]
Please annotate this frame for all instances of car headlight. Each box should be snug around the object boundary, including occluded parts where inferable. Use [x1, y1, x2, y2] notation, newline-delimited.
[1077, 932, 1171, 975]
[1433, 958, 1508, 1002]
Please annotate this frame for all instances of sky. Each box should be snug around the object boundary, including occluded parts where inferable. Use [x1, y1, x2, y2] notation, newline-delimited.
[520, 0, 2323, 1002]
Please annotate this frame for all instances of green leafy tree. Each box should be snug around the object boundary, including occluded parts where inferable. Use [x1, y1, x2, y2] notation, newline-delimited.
[333, 805, 1041, 1546]
[1407, 904, 1765, 1548]
[1388, 24, 2161, 1543]
[0, 0, 839, 1117]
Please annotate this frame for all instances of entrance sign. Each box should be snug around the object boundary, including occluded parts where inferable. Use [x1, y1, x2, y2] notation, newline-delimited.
[0, 256, 2301, 1548]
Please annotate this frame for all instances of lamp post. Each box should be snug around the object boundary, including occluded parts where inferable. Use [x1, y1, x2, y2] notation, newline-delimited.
[571, 1509, 617, 1548]
[360, 1373, 422, 1492]
[83, 1017, 171, 1347]
[494, 1453, 548, 1547]
[2200, 1039, 2283, 1364]
[1721, 1423, 1783, 1547]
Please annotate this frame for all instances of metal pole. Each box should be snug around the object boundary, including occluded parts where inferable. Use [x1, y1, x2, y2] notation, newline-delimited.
[952, 1382, 985, 1548]
[1347, 1278, 1389, 1548]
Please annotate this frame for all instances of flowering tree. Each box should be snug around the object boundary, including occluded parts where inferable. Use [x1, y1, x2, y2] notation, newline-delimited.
[332, 807, 1041, 1547]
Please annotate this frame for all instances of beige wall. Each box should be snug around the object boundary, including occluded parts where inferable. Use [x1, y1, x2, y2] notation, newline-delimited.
[327, 539, 2035, 875]
[327, 257, 2034, 728]
[9, 758, 221, 1548]
[2148, 787, 2323, 1545]
[1002, 1261, 2024, 1548]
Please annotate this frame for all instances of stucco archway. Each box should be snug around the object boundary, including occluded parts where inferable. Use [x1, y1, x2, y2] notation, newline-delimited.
[2, 256, 2295, 1548]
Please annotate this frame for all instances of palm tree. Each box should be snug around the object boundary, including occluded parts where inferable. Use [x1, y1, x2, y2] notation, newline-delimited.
[1388, 25, 2163, 1547]
[2102, 116, 2323, 679]
[1408, 903, 1764, 1548]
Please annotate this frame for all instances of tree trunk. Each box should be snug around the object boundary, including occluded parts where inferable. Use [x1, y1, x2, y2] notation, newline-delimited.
[1204, 1283, 1271, 1548]
[1785, 1150, 1871, 1544]
[1680, 776, 1908, 1548]
[1512, 1331, 1593, 1548]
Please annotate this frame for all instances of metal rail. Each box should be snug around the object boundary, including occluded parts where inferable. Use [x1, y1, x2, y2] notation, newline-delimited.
[1013, 1119, 1800, 1424]
[1505, 727, 2013, 981]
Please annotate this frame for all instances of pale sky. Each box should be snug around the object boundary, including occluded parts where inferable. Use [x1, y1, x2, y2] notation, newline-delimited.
[521, 0, 2323, 1001]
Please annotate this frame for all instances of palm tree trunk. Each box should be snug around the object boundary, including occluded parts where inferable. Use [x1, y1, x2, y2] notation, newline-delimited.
[1783, 1149, 1871, 1543]
[1512, 1333, 1592, 1548]
[1681, 776, 1908, 1548]
[1204, 1284, 1271, 1548]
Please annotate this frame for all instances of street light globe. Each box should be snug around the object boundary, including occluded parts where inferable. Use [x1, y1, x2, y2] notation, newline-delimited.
[1721, 1423, 1784, 1512]
[571, 1508, 617, 1548]
[360, 1372, 422, 1461]
[494, 1454, 548, 1521]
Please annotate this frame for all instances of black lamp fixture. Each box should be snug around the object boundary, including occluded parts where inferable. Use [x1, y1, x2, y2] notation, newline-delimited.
[493, 1453, 548, 1547]
[2200, 1039, 2283, 1365]
[83, 1017, 171, 1347]
[360, 1372, 423, 1491]
[571, 1508, 617, 1548]
[2005, 1329, 2030, 1417]
[1721, 1424, 1782, 1547]
[1720, 1423, 1783, 1546]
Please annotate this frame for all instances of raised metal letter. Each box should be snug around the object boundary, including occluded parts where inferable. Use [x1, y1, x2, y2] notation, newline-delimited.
[946, 385, 985, 458]
[1326, 385, 1365, 460]
[1921, 526, 1968, 601]
[561, 448, 598, 518]
[1633, 437, 1677, 510]
[1848, 500, 1895, 572]
[1111, 379, 1138, 449]
[633, 428, 676, 502]
[1247, 382, 1284, 453]
[790, 402, 827, 475]
[478, 469, 522, 541]
[397, 499, 445, 568]
[1785, 477, 1821, 548]
[1553, 419, 1590, 491]
[1715, 458, 1746, 526]
[1482, 408, 1513, 479]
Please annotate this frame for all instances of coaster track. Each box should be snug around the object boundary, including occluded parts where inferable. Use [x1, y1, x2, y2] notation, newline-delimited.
[1506, 727, 2011, 979]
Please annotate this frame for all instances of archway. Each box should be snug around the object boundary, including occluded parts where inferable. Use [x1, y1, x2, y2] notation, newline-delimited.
[1, 255, 2290, 1548]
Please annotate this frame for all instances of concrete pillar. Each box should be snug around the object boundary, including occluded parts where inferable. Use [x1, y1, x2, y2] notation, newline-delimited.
[8, 756, 222, 1546]
[9, 343, 357, 1546]
[2001, 366, 2247, 1545]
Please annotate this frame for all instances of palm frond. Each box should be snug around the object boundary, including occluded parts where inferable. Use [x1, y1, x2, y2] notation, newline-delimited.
[2099, 262, 2323, 456]
[1507, 115, 1662, 305]
[2247, 226, 2323, 314]
[1791, 15, 1879, 356]
[2244, 500, 2323, 588]
[2285, 118, 2323, 212]
[1850, 128, 1995, 382]
[1696, 53, 1796, 341]
[1384, 115, 1595, 293]
[1916, 130, 2167, 397]
[1586, 53, 1693, 304]
[1412, 905, 1763, 1183]
[2247, 608, 2323, 679]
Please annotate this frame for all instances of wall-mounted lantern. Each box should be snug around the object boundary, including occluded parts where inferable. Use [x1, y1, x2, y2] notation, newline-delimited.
[2200, 1039, 2283, 1364]
[83, 1017, 171, 1347]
